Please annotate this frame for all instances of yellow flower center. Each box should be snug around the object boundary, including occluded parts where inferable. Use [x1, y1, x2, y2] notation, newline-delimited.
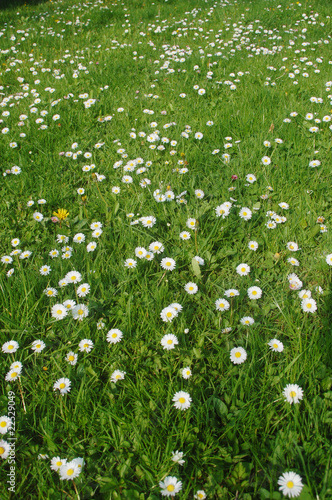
[36, 344, 41, 348]
[167, 485, 175, 492]
[68, 356, 75, 361]
[235, 352, 241, 358]
[252, 291, 257, 295]
[243, 212, 247, 216]
[179, 397, 186, 404]
[67, 468, 74, 476]
[166, 312, 173, 318]
[78, 309, 83, 315]
[0, 422, 7, 427]
[8, 345, 14, 350]
[47, 291, 53, 295]
[56, 461, 62, 466]
[306, 303, 312, 308]
[290, 391, 296, 398]
[0, 447, 5, 455]
[84, 343, 89, 348]
[287, 481, 294, 488]
[11, 372, 17, 378]
[189, 287, 194, 291]
[115, 374, 121, 379]
[186, 371, 191, 376]
[167, 339, 173, 344]
[57, 310, 62, 315]
[241, 268, 246, 272]
[273, 344, 278, 349]
[81, 288, 86, 293]
[59, 383, 66, 389]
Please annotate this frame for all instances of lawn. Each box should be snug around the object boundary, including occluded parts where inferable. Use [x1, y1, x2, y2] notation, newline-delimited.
[0, 0, 332, 498]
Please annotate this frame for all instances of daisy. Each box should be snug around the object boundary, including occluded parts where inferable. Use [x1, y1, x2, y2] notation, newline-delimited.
[33, 212, 44, 222]
[2, 341, 19, 353]
[184, 282, 198, 295]
[65, 352, 78, 366]
[246, 174, 256, 184]
[215, 298, 230, 311]
[287, 242, 299, 252]
[135, 247, 147, 259]
[172, 391, 192, 411]
[63, 300, 76, 311]
[11, 238, 20, 247]
[247, 286, 262, 300]
[261, 156, 271, 165]
[194, 491, 206, 500]
[44, 287, 58, 298]
[195, 189, 205, 199]
[159, 476, 182, 497]
[10, 361, 22, 373]
[0, 416, 12, 435]
[180, 231, 191, 240]
[301, 298, 317, 313]
[325, 254, 332, 266]
[268, 339, 284, 352]
[72, 304, 89, 321]
[106, 329, 123, 344]
[141, 216, 156, 228]
[160, 258, 176, 271]
[283, 384, 303, 404]
[171, 450, 185, 465]
[186, 218, 197, 229]
[1, 256, 13, 264]
[51, 304, 68, 320]
[40, 265, 51, 275]
[0, 440, 11, 460]
[124, 258, 137, 268]
[59, 461, 81, 481]
[181, 367, 192, 379]
[298, 290, 311, 300]
[31, 340, 46, 352]
[149, 241, 164, 254]
[248, 241, 258, 251]
[53, 377, 71, 395]
[215, 204, 230, 218]
[161, 334, 179, 350]
[236, 263, 250, 276]
[224, 289, 239, 298]
[77, 283, 90, 298]
[65, 271, 82, 284]
[110, 370, 126, 383]
[92, 229, 103, 238]
[160, 306, 178, 323]
[5, 370, 20, 382]
[278, 471, 303, 498]
[50, 457, 67, 472]
[73, 233, 85, 244]
[49, 249, 59, 258]
[230, 346, 247, 364]
[87, 242, 97, 252]
[288, 257, 299, 266]
[79, 339, 94, 353]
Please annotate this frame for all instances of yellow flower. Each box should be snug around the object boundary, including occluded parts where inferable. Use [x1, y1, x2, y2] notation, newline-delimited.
[53, 208, 69, 220]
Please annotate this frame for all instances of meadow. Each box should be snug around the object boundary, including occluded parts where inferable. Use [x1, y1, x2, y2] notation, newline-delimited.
[0, 0, 332, 498]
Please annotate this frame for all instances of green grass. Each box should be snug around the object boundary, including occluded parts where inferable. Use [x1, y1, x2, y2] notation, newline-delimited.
[0, 0, 332, 498]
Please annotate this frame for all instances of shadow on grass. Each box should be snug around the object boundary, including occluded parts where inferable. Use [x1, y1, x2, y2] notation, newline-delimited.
[0, 0, 50, 11]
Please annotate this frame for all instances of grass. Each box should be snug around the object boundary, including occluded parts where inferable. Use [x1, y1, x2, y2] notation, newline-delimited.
[0, 0, 332, 498]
